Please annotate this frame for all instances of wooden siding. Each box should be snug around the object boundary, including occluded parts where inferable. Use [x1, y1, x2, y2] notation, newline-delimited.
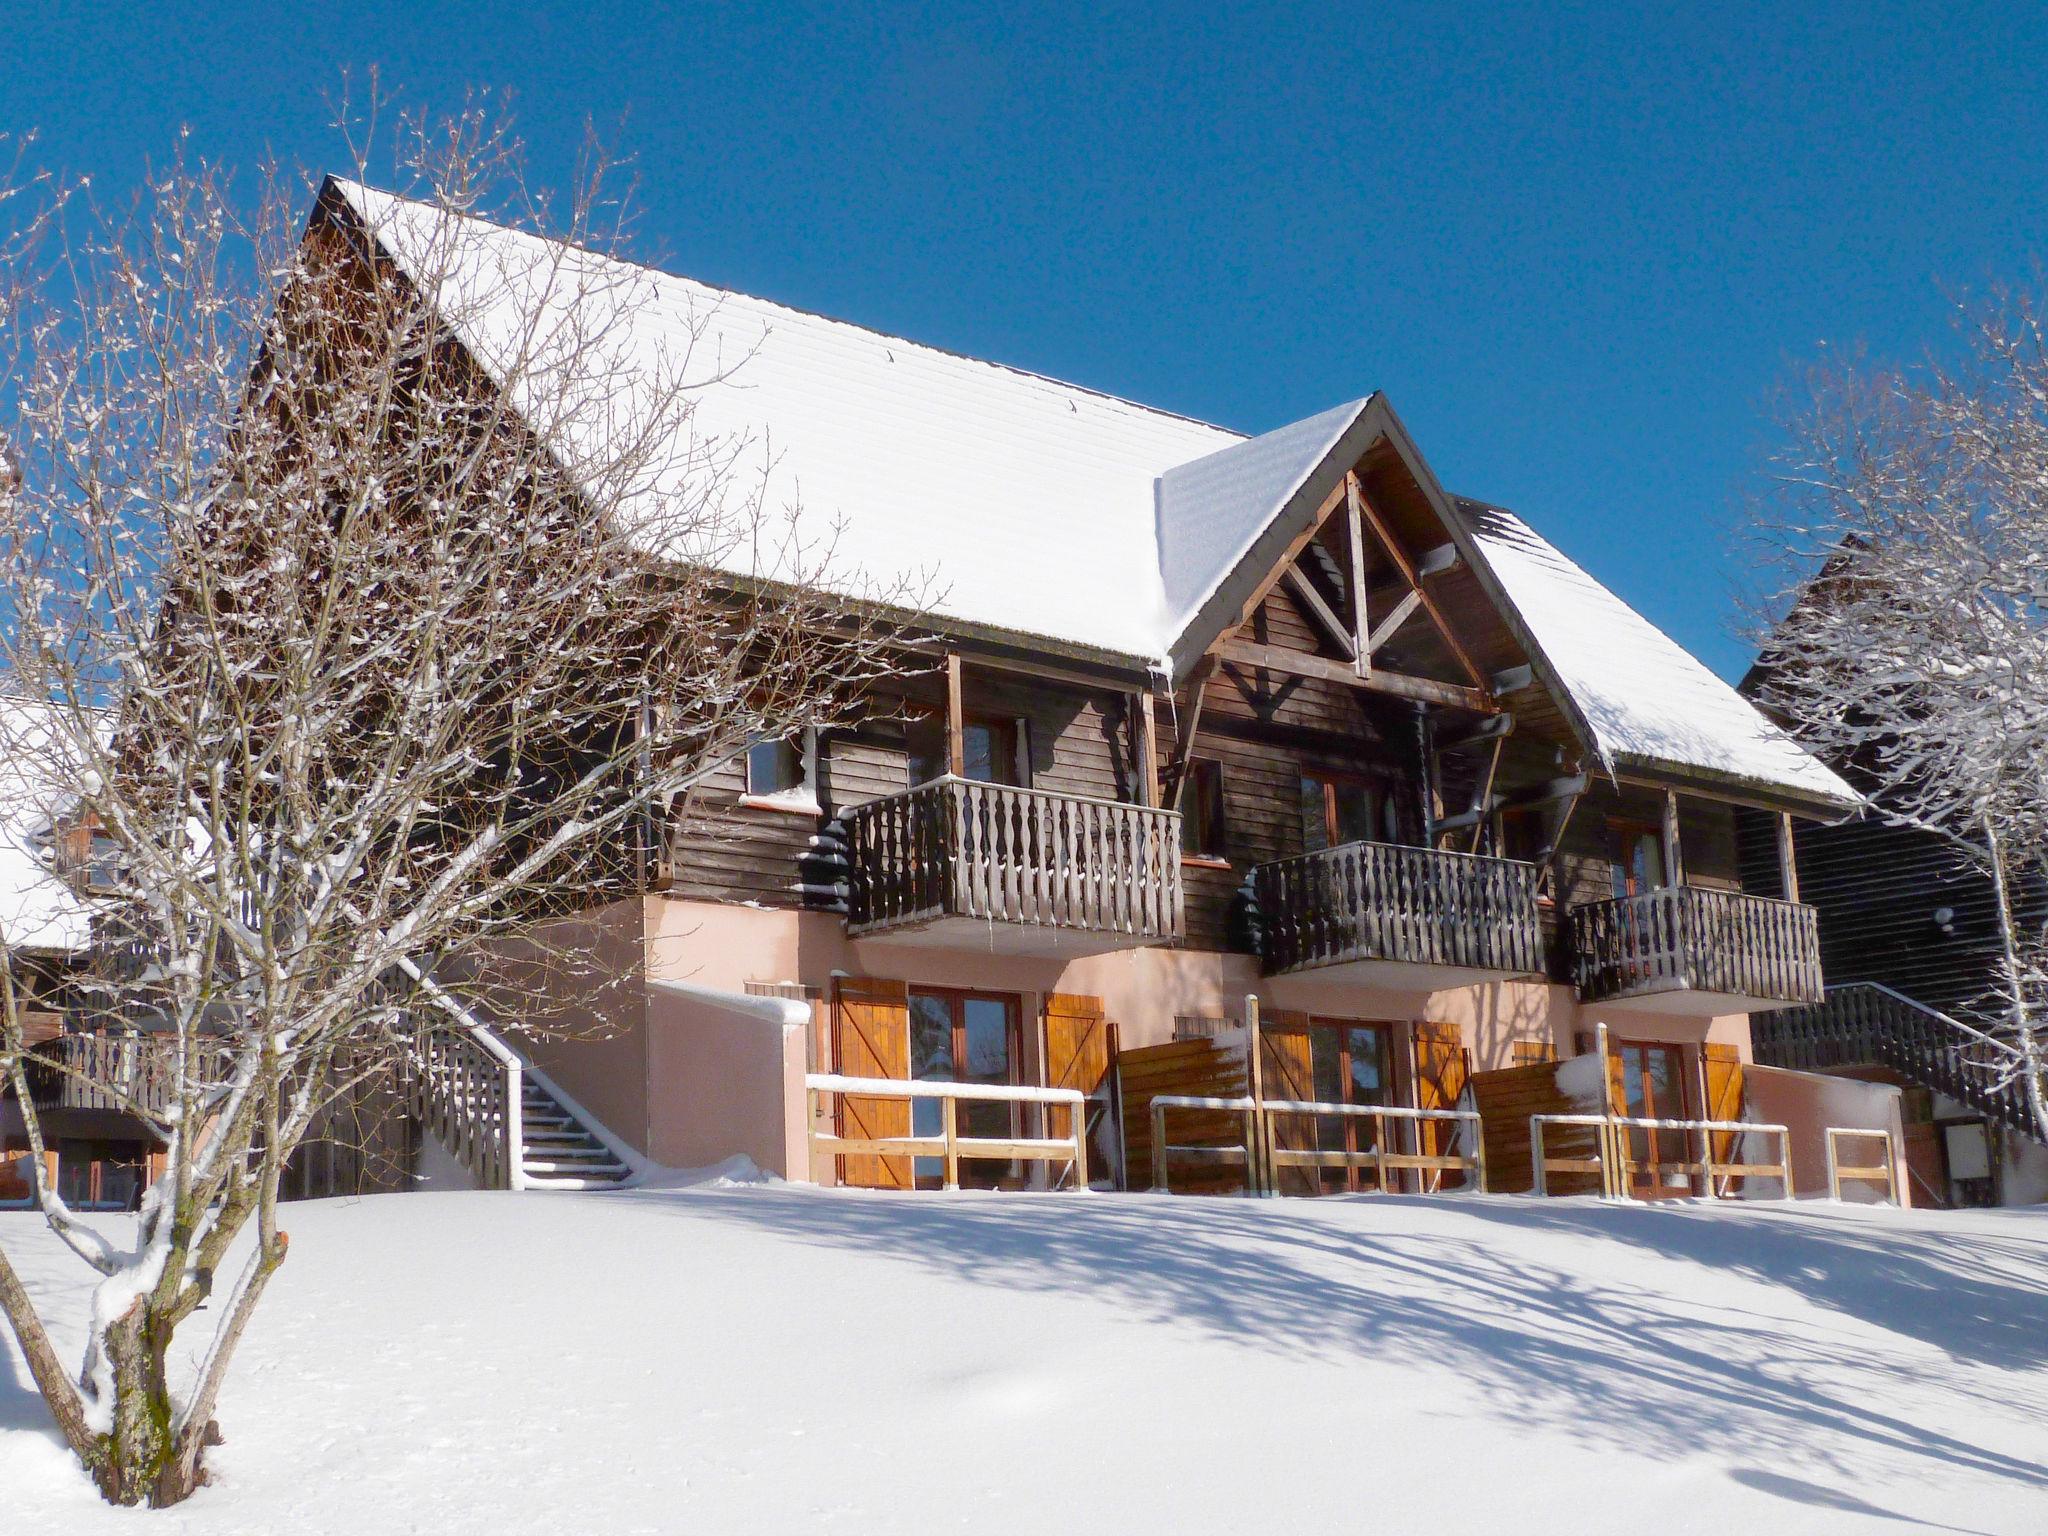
[1737, 807, 2048, 1022]
[664, 671, 1141, 910]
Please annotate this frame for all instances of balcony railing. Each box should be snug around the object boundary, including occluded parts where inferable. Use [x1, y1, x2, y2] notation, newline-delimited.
[1252, 839, 1544, 979]
[842, 777, 1182, 946]
[1571, 885, 1822, 1009]
[22, 1031, 203, 1115]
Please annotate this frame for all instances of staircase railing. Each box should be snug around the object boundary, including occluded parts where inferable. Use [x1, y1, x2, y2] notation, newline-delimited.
[1752, 981, 2043, 1144]
[409, 1019, 525, 1191]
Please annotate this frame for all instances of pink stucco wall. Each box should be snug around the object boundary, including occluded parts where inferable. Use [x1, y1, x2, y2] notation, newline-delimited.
[526, 896, 1777, 1184]
[643, 979, 808, 1178]
[1747, 1063, 1910, 1205]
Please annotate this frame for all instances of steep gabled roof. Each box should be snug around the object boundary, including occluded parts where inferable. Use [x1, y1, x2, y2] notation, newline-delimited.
[330, 180, 1238, 666]
[1461, 502, 1857, 812]
[325, 179, 1857, 814]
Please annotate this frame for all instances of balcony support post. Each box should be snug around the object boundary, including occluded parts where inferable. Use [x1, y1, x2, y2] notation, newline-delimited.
[1661, 789, 1685, 887]
[1136, 691, 1159, 808]
[1776, 811, 1801, 904]
[945, 652, 966, 779]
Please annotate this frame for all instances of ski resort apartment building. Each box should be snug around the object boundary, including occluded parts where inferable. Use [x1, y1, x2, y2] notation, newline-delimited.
[9, 181, 1920, 1206]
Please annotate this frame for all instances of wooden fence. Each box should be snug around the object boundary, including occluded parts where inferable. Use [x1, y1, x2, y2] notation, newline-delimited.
[1151, 1094, 1485, 1196]
[1530, 1113, 1793, 1200]
[805, 1073, 1088, 1191]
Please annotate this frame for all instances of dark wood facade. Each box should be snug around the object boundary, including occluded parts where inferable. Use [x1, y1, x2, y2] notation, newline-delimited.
[654, 444, 1820, 1009]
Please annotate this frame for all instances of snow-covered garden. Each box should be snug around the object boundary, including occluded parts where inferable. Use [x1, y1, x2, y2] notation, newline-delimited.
[6, 1182, 2044, 1534]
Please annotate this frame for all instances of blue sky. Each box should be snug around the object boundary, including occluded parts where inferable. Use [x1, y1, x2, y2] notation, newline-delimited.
[11, 3, 2042, 679]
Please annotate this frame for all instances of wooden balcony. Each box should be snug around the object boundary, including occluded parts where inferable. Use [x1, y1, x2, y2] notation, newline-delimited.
[1571, 886, 1822, 1015]
[1252, 840, 1544, 988]
[842, 777, 1183, 955]
[22, 1031, 188, 1115]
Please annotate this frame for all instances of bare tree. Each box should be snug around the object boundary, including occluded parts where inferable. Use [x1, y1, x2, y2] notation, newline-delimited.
[1752, 300, 2048, 1140]
[0, 99, 922, 1506]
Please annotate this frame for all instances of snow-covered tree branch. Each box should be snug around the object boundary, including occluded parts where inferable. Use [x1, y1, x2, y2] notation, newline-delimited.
[0, 96, 925, 1507]
[1751, 299, 2048, 1142]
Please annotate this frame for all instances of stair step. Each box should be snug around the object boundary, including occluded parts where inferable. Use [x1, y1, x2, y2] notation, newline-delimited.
[524, 1160, 629, 1177]
[522, 1144, 615, 1160]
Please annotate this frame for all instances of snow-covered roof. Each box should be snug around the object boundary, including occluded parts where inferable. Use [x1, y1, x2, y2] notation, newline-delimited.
[0, 694, 92, 953]
[1463, 504, 1858, 810]
[335, 181, 1240, 663]
[330, 181, 1856, 812]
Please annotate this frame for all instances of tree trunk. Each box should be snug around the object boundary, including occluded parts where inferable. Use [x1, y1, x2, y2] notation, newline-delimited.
[93, 1296, 203, 1507]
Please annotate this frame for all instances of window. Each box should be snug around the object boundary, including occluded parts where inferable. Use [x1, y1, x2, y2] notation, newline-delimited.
[1610, 821, 1667, 898]
[1181, 758, 1228, 860]
[743, 731, 817, 809]
[1300, 770, 1379, 853]
[907, 713, 1027, 787]
[906, 988, 1023, 1190]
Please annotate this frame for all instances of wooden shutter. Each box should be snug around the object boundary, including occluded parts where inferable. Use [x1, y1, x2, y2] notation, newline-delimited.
[1604, 1044, 1629, 1118]
[1411, 1020, 1472, 1188]
[1701, 1042, 1744, 1178]
[1043, 994, 1113, 1186]
[1259, 1010, 1318, 1195]
[832, 977, 911, 1189]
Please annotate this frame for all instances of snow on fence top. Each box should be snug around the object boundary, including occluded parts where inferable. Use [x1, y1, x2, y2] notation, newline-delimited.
[331, 180, 1855, 811]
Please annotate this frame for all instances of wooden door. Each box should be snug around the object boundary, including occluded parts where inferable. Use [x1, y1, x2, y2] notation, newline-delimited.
[1613, 1039, 1690, 1198]
[1043, 993, 1114, 1188]
[1411, 1020, 1472, 1190]
[832, 977, 911, 1189]
[1260, 1010, 1318, 1195]
[1701, 1042, 1743, 1193]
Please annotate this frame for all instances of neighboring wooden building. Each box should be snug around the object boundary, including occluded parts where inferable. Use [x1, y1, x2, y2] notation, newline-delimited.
[222, 182, 1877, 1201]
[1736, 672, 2048, 1207]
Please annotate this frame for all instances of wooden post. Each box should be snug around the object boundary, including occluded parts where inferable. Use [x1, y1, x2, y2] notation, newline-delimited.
[945, 653, 966, 778]
[1661, 789, 1684, 887]
[1776, 811, 1801, 903]
[942, 1093, 960, 1192]
[1346, 473, 1372, 678]
[1245, 994, 1268, 1198]
[1595, 1020, 1618, 1200]
[1136, 691, 1159, 808]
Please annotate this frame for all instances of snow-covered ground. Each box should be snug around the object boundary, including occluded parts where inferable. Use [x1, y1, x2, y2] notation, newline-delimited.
[5, 1184, 2045, 1534]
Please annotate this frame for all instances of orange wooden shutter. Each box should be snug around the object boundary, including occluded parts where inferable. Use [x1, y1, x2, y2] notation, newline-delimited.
[1259, 1010, 1317, 1195]
[1702, 1042, 1744, 1175]
[832, 977, 912, 1189]
[1043, 994, 1113, 1185]
[1410, 1020, 1471, 1186]
[1604, 1043, 1629, 1117]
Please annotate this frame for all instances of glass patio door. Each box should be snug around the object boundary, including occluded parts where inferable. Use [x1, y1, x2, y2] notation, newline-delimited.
[908, 988, 1022, 1189]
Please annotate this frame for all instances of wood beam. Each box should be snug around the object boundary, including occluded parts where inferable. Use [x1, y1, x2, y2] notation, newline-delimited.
[1351, 482, 1492, 697]
[945, 652, 966, 778]
[1467, 736, 1507, 853]
[1365, 588, 1424, 655]
[1226, 477, 1351, 637]
[1280, 567, 1356, 660]
[1776, 810, 1801, 903]
[1346, 472, 1372, 678]
[1137, 692, 1159, 808]
[1166, 655, 1218, 811]
[1662, 788, 1685, 886]
[1216, 638, 1497, 713]
[1439, 714, 1515, 753]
